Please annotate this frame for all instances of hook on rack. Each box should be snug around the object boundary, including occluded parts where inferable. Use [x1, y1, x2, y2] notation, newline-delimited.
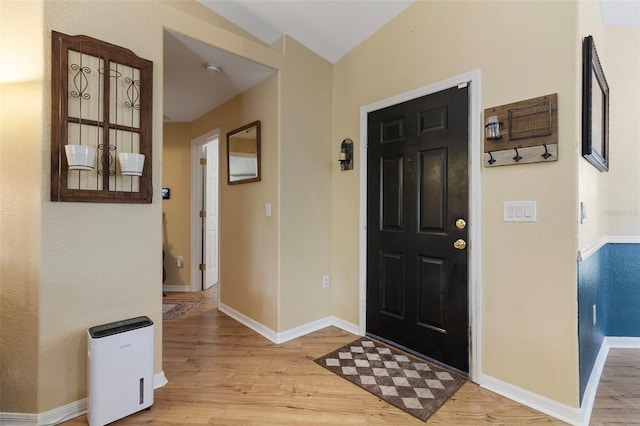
[513, 147, 522, 162]
[488, 151, 496, 165]
[541, 143, 552, 159]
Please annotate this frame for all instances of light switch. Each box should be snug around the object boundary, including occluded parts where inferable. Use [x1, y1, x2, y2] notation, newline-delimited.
[266, 203, 272, 217]
[504, 201, 536, 222]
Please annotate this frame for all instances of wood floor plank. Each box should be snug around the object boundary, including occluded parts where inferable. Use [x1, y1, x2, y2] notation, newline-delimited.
[590, 348, 640, 425]
[62, 290, 576, 425]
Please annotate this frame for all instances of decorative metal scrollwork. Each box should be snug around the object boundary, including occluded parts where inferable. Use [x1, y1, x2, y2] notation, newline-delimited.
[70, 63, 91, 100]
[124, 77, 141, 110]
[97, 144, 116, 176]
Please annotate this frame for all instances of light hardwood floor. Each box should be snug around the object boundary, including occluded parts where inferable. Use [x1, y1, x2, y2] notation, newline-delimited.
[590, 348, 640, 425]
[61, 290, 634, 425]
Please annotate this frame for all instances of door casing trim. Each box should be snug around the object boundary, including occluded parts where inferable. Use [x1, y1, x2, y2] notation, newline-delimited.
[190, 128, 220, 293]
[358, 70, 482, 383]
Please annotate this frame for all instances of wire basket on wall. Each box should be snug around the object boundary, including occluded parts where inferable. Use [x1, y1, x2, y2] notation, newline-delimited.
[508, 100, 552, 141]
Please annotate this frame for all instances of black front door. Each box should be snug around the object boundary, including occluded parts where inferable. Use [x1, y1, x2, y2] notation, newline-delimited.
[366, 85, 470, 373]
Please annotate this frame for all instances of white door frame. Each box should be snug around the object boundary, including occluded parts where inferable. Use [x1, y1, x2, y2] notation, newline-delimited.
[358, 70, 482, 382]
[190, 128, 221, 293]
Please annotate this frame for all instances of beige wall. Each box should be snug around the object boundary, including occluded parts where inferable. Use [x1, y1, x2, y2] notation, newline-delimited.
[603, 26, 640, 237]
[190, 74, 280, 329]
[0, 0, 43, 414]
[331, 0, 581, 407]
[0, 0, 282, 413]
[578, 0, 609, 251]
[38, 1, 164, 412]
[162, 122, 192, 287]
[577, 5, 640, 249]
[278, 37, 333, 331]
[0, 80, 43, 413]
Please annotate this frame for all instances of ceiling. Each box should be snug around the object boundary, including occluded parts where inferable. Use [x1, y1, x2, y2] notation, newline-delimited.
[163, 30, 276, 122]
[198, 0, 414, 64]
[164, 0, 639, 123]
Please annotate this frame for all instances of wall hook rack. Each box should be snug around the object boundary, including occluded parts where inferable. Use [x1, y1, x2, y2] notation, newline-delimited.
[483, 93, 558, 167]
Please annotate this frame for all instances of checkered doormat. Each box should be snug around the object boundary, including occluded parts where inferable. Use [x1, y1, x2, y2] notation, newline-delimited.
[314, 337, 466, 421]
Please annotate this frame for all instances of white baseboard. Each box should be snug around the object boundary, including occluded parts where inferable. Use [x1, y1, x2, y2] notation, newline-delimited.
[276, 317, 333, 344]
[154, 370, 169, 388]
[163, 284, 191, 292]
[330, 315, 360, 336]
[0, 371, 167, 426]
[605, 336, 640, 348]
[479, 374, 584, 425]
[579, 340, 610, 426]
[276, 316, 361, 344]
[0, 412, 38, 425]
[39, 398, 87, 426]
[479, 336, 640, 426]
[218, 302, 360, 345]
[218, 301, 279, 342]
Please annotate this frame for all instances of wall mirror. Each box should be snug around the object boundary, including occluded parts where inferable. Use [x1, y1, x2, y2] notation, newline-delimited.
[582, 35, 609, 172]
[227, 120, 261, 184]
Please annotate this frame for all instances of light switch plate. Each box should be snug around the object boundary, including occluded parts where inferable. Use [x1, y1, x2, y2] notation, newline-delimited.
[504, 201, 537, 222]
[580, 202, 587, 224]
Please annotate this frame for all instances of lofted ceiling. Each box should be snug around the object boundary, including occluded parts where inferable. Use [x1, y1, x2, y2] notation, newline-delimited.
[164, 0, 639, 123]
[198, 0, 414, 64]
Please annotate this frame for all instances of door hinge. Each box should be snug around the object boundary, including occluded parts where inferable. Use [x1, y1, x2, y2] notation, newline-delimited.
[199, 210, 206, 218]
[200, 158, 206, 165]
[199, 263, 206, 271]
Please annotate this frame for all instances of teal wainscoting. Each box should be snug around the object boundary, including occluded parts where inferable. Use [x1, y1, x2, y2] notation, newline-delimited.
[578, 242, 640, 402]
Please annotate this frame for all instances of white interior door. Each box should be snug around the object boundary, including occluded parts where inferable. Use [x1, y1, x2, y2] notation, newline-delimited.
[203, 140, 219, 289]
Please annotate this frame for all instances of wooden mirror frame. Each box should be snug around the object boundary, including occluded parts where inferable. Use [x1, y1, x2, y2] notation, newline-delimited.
[582, 35, 609, 172]
[226, 120, 261, 185]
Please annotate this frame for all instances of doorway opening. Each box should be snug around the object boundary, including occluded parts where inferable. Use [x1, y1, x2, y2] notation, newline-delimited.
[190, 129, 220, 294]
[358, 70, 482, 382]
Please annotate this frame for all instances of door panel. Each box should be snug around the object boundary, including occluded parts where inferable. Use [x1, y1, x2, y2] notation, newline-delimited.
[367, 85, 469, 373]
[417, 255, 446, 333]
[419, 149, 447, 232]
[381, 156, 404, 231]
[419, 106, 448, 133]
[204, 140, 219, 290]
[380, 250, 405, 319]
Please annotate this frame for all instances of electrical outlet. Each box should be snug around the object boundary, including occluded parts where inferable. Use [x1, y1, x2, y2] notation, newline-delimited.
[322, 275, 329, 289]
[177, 256, 184, 268]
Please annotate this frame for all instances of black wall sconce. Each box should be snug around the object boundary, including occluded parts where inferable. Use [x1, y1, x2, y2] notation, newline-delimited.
[339, 138, 354, 171]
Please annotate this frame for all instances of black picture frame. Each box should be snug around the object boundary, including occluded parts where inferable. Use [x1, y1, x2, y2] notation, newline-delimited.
[582, 35, 609, 172]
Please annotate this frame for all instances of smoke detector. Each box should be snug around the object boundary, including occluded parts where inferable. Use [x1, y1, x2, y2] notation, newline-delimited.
[203, 63, 222, 74]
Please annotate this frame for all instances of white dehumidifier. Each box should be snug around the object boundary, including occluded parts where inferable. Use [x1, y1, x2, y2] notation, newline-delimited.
[87, 316, 154, 426]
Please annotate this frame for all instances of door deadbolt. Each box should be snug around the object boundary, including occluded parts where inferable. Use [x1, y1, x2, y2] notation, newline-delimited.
[453, 239, 467, 250]
[455, 218, 467, 229]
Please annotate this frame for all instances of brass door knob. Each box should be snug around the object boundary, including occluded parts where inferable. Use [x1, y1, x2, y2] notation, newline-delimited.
[455, 218, 467, 229]
[453, 239, 467, 250]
